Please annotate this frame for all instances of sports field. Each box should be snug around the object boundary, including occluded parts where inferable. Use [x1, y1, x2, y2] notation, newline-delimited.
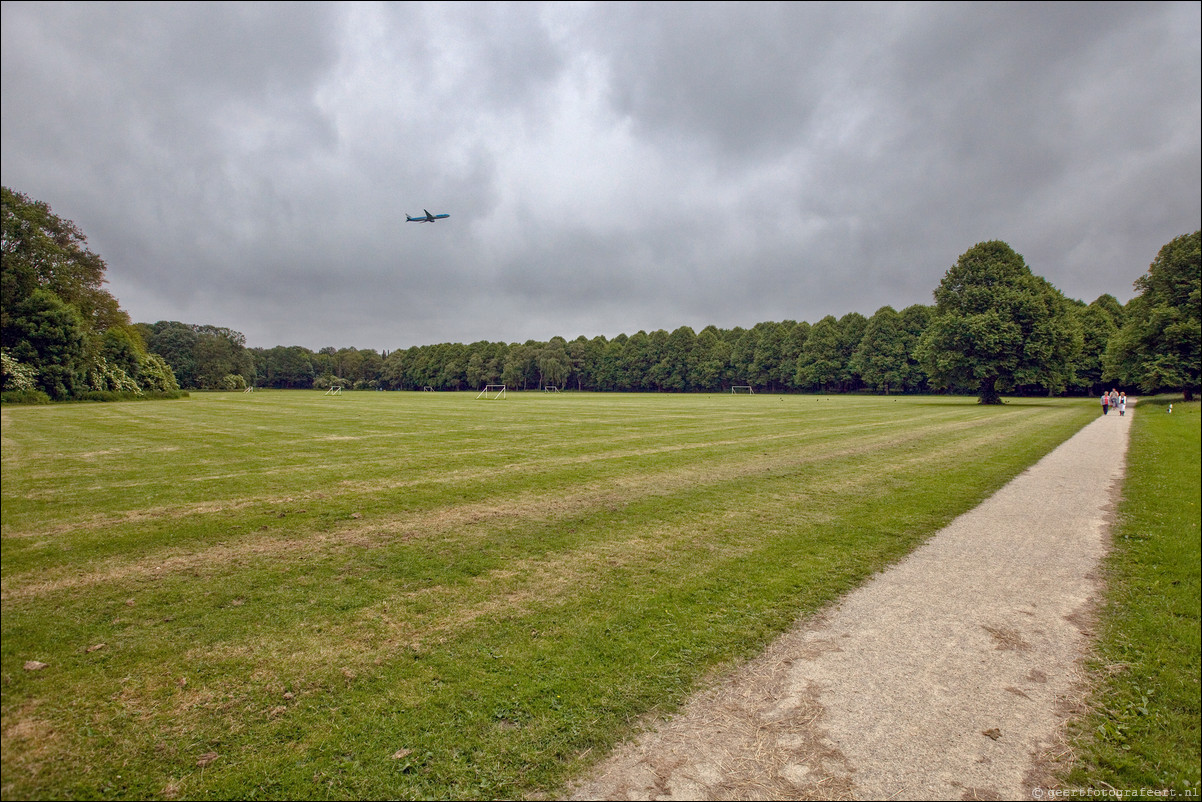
[1, 391, 1096, 800]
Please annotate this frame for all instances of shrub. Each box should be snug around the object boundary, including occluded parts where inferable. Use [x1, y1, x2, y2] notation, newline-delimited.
[0, 388, 52, 405]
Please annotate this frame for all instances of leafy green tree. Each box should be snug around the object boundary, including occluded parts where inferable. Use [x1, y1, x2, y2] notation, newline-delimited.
[917, 241, 1081, 404]
[795, 315, 843, 391]
[851, 306, 908, 393]
[6, 288, 89, 399]
[100, 326, 145, 379]
[692, 326, 730, 390]
[355, 349, 384, 389]
[333, 348, 363, 384]
[537, 338, 571, 389]
[192, 327, 253, 389]
[749, 321, 785, 391]
[897, 304, 933, 392]
[594, 335, 627, 391]
[567, 336, 605, 390]
[2, 186, 128, 337]
[1071, 297, 1121, 394]
[729, 329, 756, 387]
[502, 344, 536, 390]
[381, 349, 407, 389]
[142, 321, 251, 390]
[140, 323, 200, 387]
[465, 352, 487, 389]
[312, 347, 337, 379]
[254, 345, 314, 388]
[837, 312, 868, 391]
[1104, 231, 1201, 399]
[775, 320, 805, 389]
[2, 187, 172, 399]
[1090, 293, 1125, 329]
[620, 331, 655, 391]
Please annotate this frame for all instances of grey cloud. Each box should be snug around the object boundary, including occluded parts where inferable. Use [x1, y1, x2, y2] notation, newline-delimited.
[3, 1, 1199, 350]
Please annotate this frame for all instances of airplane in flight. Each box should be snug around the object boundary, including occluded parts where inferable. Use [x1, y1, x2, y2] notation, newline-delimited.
[406, 209, 450, 223]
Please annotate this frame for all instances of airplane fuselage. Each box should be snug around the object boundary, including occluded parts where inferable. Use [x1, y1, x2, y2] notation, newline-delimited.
[407, 209, 450, 223]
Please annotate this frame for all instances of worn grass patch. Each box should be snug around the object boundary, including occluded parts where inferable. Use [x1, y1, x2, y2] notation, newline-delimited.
[2, 391, 1096, 800]
[1059, 397, 1201, 797]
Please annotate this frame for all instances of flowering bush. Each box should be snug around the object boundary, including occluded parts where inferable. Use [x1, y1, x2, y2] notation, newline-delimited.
[1, 350, 39, 391]
[138, 354, 179, 393]
[87, 356, 142, 394]
[220, 373, 247, 390]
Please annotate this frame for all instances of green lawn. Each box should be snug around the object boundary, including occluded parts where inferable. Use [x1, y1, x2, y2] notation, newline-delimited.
[2, 391, 1097, 800]
[1061, 397, 1201, 797]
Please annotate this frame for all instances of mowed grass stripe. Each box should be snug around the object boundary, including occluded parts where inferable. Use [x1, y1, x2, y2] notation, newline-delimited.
[8, 397, 1031, 592]
[1, 393, 1094, 800]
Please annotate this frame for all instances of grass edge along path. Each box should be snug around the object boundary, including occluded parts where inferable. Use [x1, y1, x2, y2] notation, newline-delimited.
[1054, 397, 1201, 798]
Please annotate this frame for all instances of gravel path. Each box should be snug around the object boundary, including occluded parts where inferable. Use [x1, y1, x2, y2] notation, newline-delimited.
[570, 404, 1133, 801]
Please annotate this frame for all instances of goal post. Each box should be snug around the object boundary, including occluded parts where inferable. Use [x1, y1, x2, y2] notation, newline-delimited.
[732, 385, 754, 394]
[476, 384, 506, 399]
[324, 385, 343, 396]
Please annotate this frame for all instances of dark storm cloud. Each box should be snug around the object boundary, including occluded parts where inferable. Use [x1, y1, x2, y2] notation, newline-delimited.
[2, 2, 1199, 350]
[578, 2, 1201, 313]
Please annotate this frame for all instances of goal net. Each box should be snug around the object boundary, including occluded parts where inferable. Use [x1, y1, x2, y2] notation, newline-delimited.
[324, 386, 343, 396]
[732, 385, 754, 394]
[476, 384, 506, 399]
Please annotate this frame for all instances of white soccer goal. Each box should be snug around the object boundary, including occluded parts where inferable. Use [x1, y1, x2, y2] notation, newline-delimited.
[243, 385, 255, 393]
[476, 384, 506, 399]
[543, 386, 560, 393]
[325, 386, 343, 396]
[732, 385, 755, 394]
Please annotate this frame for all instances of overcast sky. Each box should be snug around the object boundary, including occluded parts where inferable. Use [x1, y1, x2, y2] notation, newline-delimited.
[3, 2, 1199, 351]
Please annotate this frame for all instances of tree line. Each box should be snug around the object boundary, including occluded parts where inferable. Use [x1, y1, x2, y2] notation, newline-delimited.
[3, 186, 1198, 404]
[237, 294, 1116, 398]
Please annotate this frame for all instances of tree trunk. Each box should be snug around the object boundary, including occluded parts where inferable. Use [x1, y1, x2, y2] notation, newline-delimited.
[978, 375, 1002, 405]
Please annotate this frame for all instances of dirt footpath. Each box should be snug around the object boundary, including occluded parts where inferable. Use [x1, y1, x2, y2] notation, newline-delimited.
[570, 405, 1133, 801]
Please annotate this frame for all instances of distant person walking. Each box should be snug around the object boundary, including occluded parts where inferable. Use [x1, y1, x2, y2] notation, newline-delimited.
[1119, 393, 1127, 416]
[1110, 389, 1120, 411]
[1101, 391, 1110, 415]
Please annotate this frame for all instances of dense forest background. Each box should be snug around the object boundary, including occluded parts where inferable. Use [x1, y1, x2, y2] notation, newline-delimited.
[3, 186, 1199, 402]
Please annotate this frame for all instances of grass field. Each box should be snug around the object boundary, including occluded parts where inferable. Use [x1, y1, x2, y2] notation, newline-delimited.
[1061, 397, 1200, 797]
[2, 391, 1098, 800]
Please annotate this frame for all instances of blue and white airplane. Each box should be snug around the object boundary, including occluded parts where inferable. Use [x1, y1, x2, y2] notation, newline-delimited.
[406, 209, 450, 223]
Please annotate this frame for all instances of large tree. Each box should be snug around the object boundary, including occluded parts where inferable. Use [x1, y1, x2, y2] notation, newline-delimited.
[139, 321, 252, 390]
[917, 241, 1081, 404]
[3, 187, 177, 398]
[1104, 231, 1201, 400]
[795, 315, 843, 391]
[5, 288, 89, 399]
[851, 306, 907, 394]
[2, 186, 126, 337]
[1070, 295, 1122, 395]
